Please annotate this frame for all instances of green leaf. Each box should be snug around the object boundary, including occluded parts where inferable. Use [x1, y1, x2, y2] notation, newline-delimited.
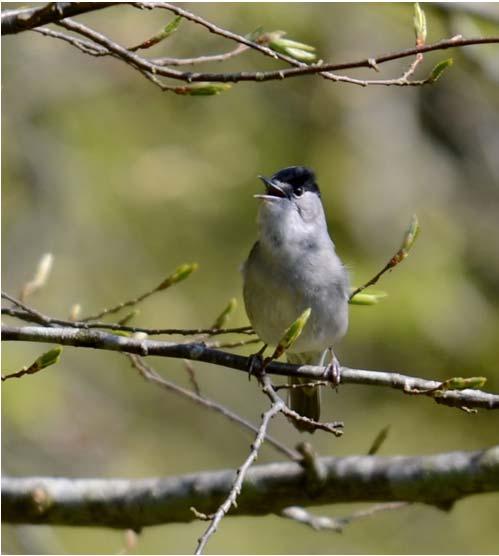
[129, 16, 182, 52]
[162, 15, 182, 38]
[273, 308, 311, 358]
[175, 83, 233, 96]
[413, 3, 427, 45]
[211, 298, 237, 330]
[429, 58, 453, 82]
[398, 214, 420, 260]
[157, 263, 198, 291]
[441, 376, 487, 391]
[349, 291, 387, 305]
[34, 346, 63, 370]
[283, 47, 317, 62]
[263, 30, 317, 62]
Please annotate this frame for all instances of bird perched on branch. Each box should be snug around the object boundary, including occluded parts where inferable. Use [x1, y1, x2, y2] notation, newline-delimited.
[243, 166, 349, 432]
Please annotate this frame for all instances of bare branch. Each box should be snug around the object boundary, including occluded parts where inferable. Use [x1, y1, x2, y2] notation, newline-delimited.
[3, 324, 498, 411]
[3, 447, 498, 528]
[194, 402, 282, 554]
[280, 502, 409, 532]
[128, 355, 297, 460]
[1, 2, 115, 35]
[2, 302, 254, 337]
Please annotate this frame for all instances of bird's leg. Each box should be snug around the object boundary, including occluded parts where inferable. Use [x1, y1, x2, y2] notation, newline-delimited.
[247, 343, 267, 381]
[322, 346, 341, 390]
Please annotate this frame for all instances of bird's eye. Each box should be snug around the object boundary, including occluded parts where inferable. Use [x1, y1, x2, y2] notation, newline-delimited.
[294, 186, 304, 197]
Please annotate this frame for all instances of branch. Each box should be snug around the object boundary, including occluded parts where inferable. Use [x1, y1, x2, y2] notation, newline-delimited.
[280, 502, 409, 532]
[128, 355, 297, 460]
[194, 401, 282, 554]
[3, 446, 498, 528]
[2, 305, 254, 336]
[1, 2, 116, 35]
[2, 325, 498, 411]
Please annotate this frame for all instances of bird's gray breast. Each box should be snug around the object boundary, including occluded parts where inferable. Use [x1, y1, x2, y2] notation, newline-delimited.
[243, 240, 349, 352]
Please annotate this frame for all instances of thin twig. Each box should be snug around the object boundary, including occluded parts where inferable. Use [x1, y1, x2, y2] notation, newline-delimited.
[194, 401, 282, 555]
[2, 305, 254, 337]
[281, 502, 409, 532]
[128, 354, 297, 460]
[1, 292, 51, 326]
[260, 374, 344, 436]
[183, 359, 202, 396]
[152, 44, 249, 66]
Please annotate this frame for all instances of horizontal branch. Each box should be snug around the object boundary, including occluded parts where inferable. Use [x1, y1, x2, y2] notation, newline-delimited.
[1, 2, 115, 35]
[2, 325, 498, 410]
[3, 446, 498, 528]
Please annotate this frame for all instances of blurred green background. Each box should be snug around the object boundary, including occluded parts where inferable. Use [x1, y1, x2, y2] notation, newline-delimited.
[2, 2, 499, 554]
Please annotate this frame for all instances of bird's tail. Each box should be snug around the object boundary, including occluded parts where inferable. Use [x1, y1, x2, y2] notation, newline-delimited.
[286, 351, 323, 433]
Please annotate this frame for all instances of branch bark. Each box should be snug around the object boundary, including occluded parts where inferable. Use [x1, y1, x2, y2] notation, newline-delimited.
[3, 325, 499, 410]
[1, 2, 116, 35]
[3, 446, 498, 528]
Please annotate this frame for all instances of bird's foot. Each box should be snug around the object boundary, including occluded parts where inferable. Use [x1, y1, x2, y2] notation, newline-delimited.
[322, 347, 341, 391]
[247, 343, 267, 381]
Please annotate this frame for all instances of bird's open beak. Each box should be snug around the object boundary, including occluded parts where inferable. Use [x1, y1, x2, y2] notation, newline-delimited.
[254, 175, 288, 200]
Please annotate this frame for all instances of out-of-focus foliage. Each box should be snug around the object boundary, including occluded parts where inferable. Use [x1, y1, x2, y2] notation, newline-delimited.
[2, 3, 499, 554]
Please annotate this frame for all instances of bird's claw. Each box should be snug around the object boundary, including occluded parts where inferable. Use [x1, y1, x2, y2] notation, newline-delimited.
[322, 348, 341, 390]
[247, 344, 267, 381]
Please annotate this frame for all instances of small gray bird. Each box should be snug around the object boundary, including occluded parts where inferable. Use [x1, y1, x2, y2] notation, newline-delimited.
[242, 166, 349, 432]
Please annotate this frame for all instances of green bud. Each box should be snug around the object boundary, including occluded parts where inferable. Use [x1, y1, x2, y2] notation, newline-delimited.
[283, 47, 317, 62]
[413, 3, 427, 46]
[175, 83, 233, 96]
[273, 308, 311, 359]
[162, 15, 182, 38]
[263, 31, 317, 62]
[429, 58, 453, 83]
[442, 376, 487, 390]
[157, 263, 198, 291]
[212, 298, 237, 330]
[129, 16, 182, 52]
[34, 346, 62, 370]
[349, 291, 387, 305]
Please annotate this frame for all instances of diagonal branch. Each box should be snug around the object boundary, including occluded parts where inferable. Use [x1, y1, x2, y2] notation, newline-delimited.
[2, 325, 499, 411]
[3, 446, 498, 528]
[1, 2, 116, 35]
[128, 354, 297, 460]
[194, 401, 282, 554]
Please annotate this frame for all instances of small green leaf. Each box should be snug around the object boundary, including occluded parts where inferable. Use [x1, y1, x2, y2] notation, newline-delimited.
[442, 376, 487, 390]
[262, 30, 317, 62]
[162, 15, 182, 38]
[273, 308, 311, 359]
[413, 3, 427, 46]
[283, 47, 317, 62]
[212, 298, 237, 330]
[157, 263, 198, 291]
[175, 83, 233, 96]
[349, 291, 387, 305]
[393, 213, 420, 264]
[34, 346, 63, 371]
[129, 16, 182, 52]
[429, 58, 453, 82]
[275, 38, 316, 53]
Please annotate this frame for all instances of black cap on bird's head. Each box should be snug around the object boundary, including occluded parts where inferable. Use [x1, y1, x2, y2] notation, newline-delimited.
[257, 165, 320, 200]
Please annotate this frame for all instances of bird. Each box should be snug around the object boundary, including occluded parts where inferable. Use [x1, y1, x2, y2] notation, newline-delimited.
[242, 165, 349, 432]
